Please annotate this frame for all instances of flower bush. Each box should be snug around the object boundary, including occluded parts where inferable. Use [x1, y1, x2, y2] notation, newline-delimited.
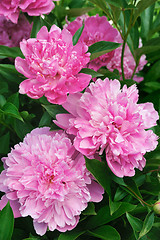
[65, 14, 147, 80]
[0, 1, 160, 240]
[65, 14, 118, 71]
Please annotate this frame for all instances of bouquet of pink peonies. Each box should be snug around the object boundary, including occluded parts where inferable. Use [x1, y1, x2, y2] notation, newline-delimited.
[0, 0, 159, 239]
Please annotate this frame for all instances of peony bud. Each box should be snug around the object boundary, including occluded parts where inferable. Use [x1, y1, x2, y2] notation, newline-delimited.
[153, 200, 160, 215]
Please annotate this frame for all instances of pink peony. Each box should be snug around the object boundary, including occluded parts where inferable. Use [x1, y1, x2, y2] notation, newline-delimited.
[107, 34, 147, 82]
[54, 78, 159, 178]
[0, 127, 104, 235]
[65, 15, 147, 81]
[65, 14, 118, 71]
[15, 25, 91, 104]
[0, 0, 55, 24]
[0, 14, 32, 48]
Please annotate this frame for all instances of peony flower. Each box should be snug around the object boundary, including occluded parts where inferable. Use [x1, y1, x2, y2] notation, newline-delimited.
[15, 25, 91, 104]
[107, 33, 147, 82]
[0, 14, 32, 48]
[65, 14, 118, 71]
[0, 0, 56, 24]
[65, 15, 147, 81]
[54, 78, 159, 178]
[0, 127, 104, 236]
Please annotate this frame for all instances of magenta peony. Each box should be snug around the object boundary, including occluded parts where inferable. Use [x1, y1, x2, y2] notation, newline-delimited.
[0, 14, 32, 48]
[65, 15, 147, 81]
[65, 14, 118, 71]
[15, 25, 91, 104]
[107, 33, 147, 82]
[54, 78, 159, 178]
[0, 0, 55, 24]
[0, 127, 104, 235]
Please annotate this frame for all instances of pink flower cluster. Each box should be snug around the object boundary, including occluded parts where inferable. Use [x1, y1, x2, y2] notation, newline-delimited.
[65, 14, 118, 71]
[0, 0, 56, 23]
[15, 25, 91, 104]
[0, 14, 32, 48]
[54, 78, 159, 178]
[0, 127, 104, 235]
[65, 14, 147, 81]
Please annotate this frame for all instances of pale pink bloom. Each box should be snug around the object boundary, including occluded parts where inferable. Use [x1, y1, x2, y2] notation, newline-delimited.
[54, 78, 159, 178]
[107, 34, 147, 82]
[0, 14, 32, 47]
[65, 14, 118, 71]
[0, 127, 104, 235]
[65, 15, 147, 81]
[0, 0, 55, 24]
[15, 25, 91, 104]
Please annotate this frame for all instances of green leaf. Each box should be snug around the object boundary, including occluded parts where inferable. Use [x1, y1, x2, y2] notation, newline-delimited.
[0, 45, 23, 58]
[88, 41, 121, 60]
[140, 4, 155, 41]
[80, 68, 104, 78]
[147, 227, 160, 240]
[141, 182, 160, 196]
[39, 111, 52, 127]
[88, 225, 121, 240]
[138, 212, 154, 239]
[126, 212, 143, 232]
[14, 119, 33, 140]
[66, 7, 94, 17]
[0, 95, 6, 108]
[105, 0, 124, 8]
[0, 202, 14, 240]
[58, 228, 86, 240]
[114, 187, 127, 202]
[144, 82, 160, 91]
[86, 203, 136, 229]
[30, 16, 43, 38]
[109, 4, 121, 22]
[135, 40, 160, 63]
[0, 82, 8, 94]
[111, 174, 127, 187]
[145, 60, 160, 82]
[133, 0, 158, 25]
[72, 23, 84, 46]
[0, 64, 24, 83]
[99, 68, 120, 79]
[124, 178, 143, 200]
[82, 202, 97, 216]
[85, 157, 111, 196]
[7, 93, 19, 109]
[88, 0, 111, 17]
[109, 199, 122, 215]
[42, 104, 67, 119]
[2, 102, 23, 121]
[0, 132, 10, 154]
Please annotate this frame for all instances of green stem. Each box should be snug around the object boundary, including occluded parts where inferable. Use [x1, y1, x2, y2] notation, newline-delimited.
[121, 38, 126, 81]
[126, 186, 153, 208]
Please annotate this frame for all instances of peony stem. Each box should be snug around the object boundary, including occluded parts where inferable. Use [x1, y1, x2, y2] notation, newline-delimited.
[121, 38, 126, 81]
[126, 186, 153, 208]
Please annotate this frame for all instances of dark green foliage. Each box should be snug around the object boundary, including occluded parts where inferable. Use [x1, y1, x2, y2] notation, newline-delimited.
[0, 0, 160, 239]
